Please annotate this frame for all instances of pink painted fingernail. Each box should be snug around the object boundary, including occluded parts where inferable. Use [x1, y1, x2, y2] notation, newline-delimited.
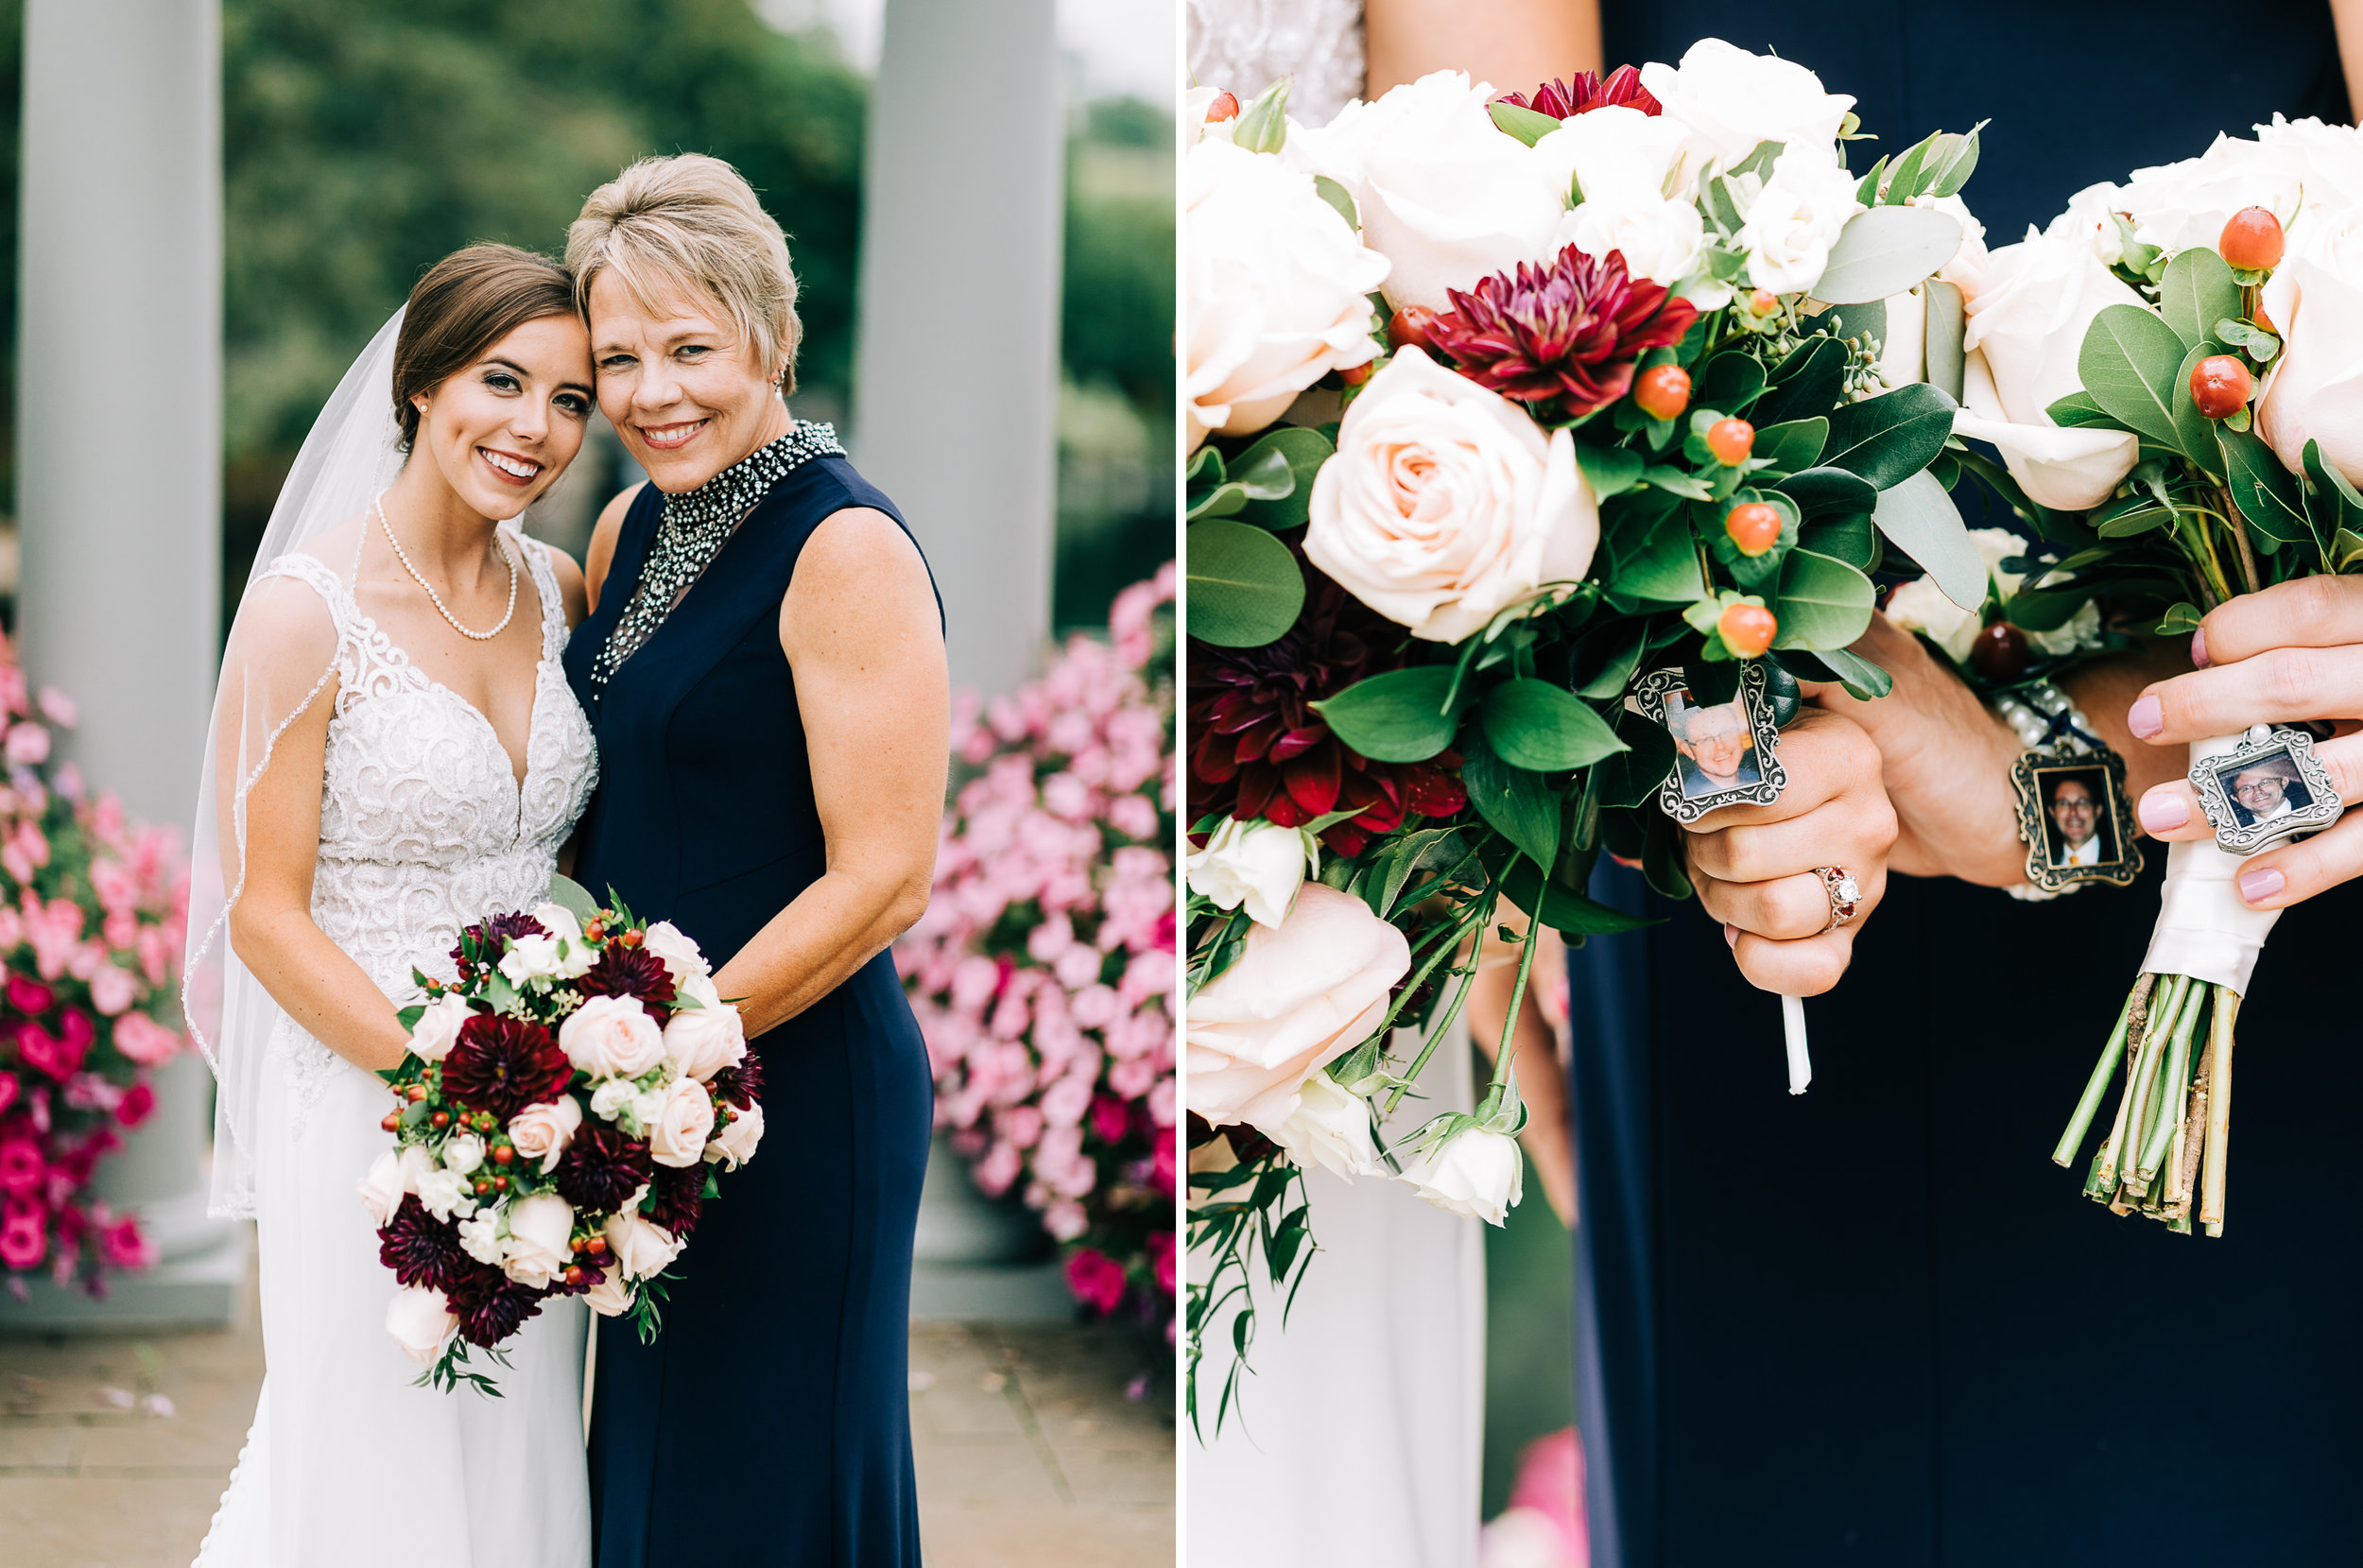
[1723, 922, 1738, 948]
[2128, 695, 2164, 739]
[2238, 867, 2285, 905]
[2191, 628, 2210, 667]
[2137, 790, 2189, 832]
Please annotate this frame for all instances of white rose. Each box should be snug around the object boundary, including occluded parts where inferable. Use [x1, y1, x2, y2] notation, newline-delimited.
[629, 1087, 667, 1131]
[1532, 105, 1693, 207]
[1640, 39, 1855, 178]
[1561, 189, 1706, 289]
[1185, 136, 1389, 450]
[2256, 208, 2363, 486]
[1185, 884, 1409, 1138]
[497, 933, 565, 987]
[663, 1000, 747, 1083]
[1303, 347, 1595, 643]
[2117, 133, 2303, 257]
[705, 1100, 765, 1171]
[647, 1077, 717, 1169]
[405, 991, 474, 1063]
[413, 1165, 476, 1222]
[676, 968, 723, 1012]
[2255, 114, 2363, 215]
[1737, 146, 1862, 297]
[1270, 1070, 1379, 1180]
[440, 1131, 485, 1176]
[1395, 1121, 1525, 1225]
[639, 921, 710, 985]
[1883, 577, 1982, 663]
[356, 1147, 406, 1227]
[499, 1192, 576, 1289]
[602, 1211, 683, 1282]
[507, 1095, 583, 1175]
[1183, 817, 1312, 928]
[528, 902, 596, 979]
[1296, 71, 1566, 313]
[457, 1206, 507, 1266]
[582, 1269, 633, 1318]
[1951, 227, 2146, 509]
[590, 1077, 639, 1122]
[384, 1285, 457, 1366]
[560, 993, 666, 1079]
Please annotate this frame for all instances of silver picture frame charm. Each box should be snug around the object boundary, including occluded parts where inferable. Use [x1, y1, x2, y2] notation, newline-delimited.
[1631, 663, 1786, 824]
[2190, 724, 2343, 856]
[2009, 746, 2143, 892]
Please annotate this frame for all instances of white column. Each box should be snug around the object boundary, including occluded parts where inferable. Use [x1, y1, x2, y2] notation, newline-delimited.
[852, 0, 1064, 700]
[2, 0, 241, 1329]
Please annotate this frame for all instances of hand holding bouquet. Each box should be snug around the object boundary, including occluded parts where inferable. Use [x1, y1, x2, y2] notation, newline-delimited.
[360, 877, 763, 1392]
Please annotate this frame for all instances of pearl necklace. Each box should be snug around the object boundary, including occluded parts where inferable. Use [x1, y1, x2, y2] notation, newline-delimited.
[375, 491, 519, 642]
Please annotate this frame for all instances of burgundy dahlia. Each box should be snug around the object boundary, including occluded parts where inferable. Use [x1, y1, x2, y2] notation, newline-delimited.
[1428, 245, 1696, 421]
[451, 909, 547, 973]
[645, 1159, 706, 1234]
[449, 1268, 542, 1347]
[1188, 555, 1467, 856]
[378, 1194, 467, 1292]
[709, 1048, 765, 1111]
[440, 1014, 572, 1121]
[578, 943, 676, 1024]
[1499, 65, 1662, 121]
[553, 1121, 652, 1215]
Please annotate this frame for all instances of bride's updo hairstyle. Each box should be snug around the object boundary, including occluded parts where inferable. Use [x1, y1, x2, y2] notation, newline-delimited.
[564, 153, 803, 395]
[390, 243, 577, 452]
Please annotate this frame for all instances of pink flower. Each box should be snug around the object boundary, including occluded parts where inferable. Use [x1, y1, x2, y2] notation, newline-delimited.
[1064, 1248, 1129, 1316]
[112, 1013, 181, 1067]
[97, 1215, 153, 1271]
[87, 964, 136, 1017]
[1149, 1130, 1177, 1196]
[973, 1140, 1023, 1196]
[5, 723, 49, 767]
[0, 1074, 14, 1117]
[33, 687, 76, 728]
[1147, 1230, 1176, 1295]
[996, 1104, 1044, 1149]
[0, 1206, 45, 1271]
[0, 1138, 41, 1198]
[1041, 1074, 1093, 1129]
[63, 1073, 121, 1113]
[1090, 1094, 1130, 1146]
[113, 1081, 155, 1129]
[6, 975, 54, 1016]
[17, 1022, 85, 1081]
[1043, 1200, 1089, 1241]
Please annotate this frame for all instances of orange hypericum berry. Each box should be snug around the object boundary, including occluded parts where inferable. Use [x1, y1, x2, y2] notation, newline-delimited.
[380, 1111, 402, 1131]
[1632, 364, 1691, 422]
[1724, 502, 1783, 557]
[1388, 305, 1440, 354]
[1207, 91, 1241, 123]
[1718, 603, 1777, 659]
[2190, 354, 2254, 420]
[1748, 288, 1779, 317]
[2218, 206, 2285, 272]
[1339, 360, 1374, 387]
[1706, 418, 1755, 467]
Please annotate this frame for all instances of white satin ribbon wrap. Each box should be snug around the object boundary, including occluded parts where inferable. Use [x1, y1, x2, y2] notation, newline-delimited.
[2138, 736, 2285, 994]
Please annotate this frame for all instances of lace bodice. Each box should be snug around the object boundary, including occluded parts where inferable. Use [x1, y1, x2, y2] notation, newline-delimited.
[1187, 0, 1366, 129]
[258, 533, 596, 1112]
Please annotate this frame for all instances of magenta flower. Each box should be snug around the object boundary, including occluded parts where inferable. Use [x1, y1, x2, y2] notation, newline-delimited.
[1498, 66, 1662, 120]
[7, 975, 54, 1016]
[0, 1198, 44, 1270]
[1064, 1247, 1129, 1316]
[96, 1215, 153, 1271]
[113, 1081, 155, 1129]
[440, 1013, 571, 1121]
[1428, 245, 1698, 421]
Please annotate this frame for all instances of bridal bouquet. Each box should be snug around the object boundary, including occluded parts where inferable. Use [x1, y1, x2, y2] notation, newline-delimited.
[1183, 43, 1992, 1420]
[1968, 117, 2363, 1232]
[361, 878, 761, 1392]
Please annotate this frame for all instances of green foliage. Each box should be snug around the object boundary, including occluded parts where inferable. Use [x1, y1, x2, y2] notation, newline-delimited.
[1479, 679, 1627, 772]
[1819, 383, 1958, 491]
[2078, 302, 2188, 449]
[1871, 470, 1984, 608]
[1183, 521, 1303, 647]
[1812, 205, 1968, 304]
[1771, 548, 1876, 650]
[1314, 666, 1467, 763]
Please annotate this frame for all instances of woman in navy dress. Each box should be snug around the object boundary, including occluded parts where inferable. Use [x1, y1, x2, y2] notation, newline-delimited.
[559, 153, 945, 1568]
[1558, 9, 2363, 1565]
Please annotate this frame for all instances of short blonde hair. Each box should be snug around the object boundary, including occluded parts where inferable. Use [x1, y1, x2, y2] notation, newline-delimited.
[566, 153, 803, 394]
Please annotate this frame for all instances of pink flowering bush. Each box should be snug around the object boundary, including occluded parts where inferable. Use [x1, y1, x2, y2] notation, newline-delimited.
[898, 564, 1177, 1336]
[0, 632, 191, 1298]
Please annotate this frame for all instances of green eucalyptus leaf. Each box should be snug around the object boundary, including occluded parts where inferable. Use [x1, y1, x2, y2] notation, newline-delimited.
[2045, 390, 2125, 430]
[2334, 526, 2363, 571]
[1880, 130, 1939, 204]
[1751, 336, 1849, 426]
[2160, 246, 2240, 353]
[2006, 585, 2095, 633]
[1799, 510, 1878, 570]
[1771, 548, 1877, 650]
[1819, 383, 1958, 490]
[1922, 279, 1966, 403]
[2155, 601, 2205, 634]
[1872, 469, 1986, 609]
[1460, 734, 1561, 870]
[544, 874, 600, 925]
[2095, 506, 2175, 538]
[1924, 123, 1986, 198]
[1812, 205, 1966, 304]
[1312, 666, 1465, 763]
[1481, 680, 1629, 771]
[2218, 425, 2312, 546]
[1751, 418, 1828, 474]
[1775, 465, 1882, 517]
[1813, 299, 1887, 353]
[1609, 514, 1709, 602]
[1776, 646, 1894, 700]
[1697, 352, 1769, 414]
[2078, 303, 2188, 450]
[1186, 521, 1305, 647]
[1853, 153, 1889, 208]
[2304, 438, 2363, 533]
[1233, 425, 1335, 529]
[1492, 849, 1660, 936]
[1577, 442, 1647, 500]
[1313, 175, 1358, 230]
[2216, 317, 2281, 362]
[1726, 139, 1785, 180]
[1641, 466, 1716, 501]
[1186, 445, 1224, 486]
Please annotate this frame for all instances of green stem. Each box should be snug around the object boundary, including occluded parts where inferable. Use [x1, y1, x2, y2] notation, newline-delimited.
[2136, 979, 2208, 1186]
[2053, 987, 2138, 1166]
[1490, 902, 1544, 1094]
[1379, 893, 1496, 1118]
[2117, 974, 2188, 1194]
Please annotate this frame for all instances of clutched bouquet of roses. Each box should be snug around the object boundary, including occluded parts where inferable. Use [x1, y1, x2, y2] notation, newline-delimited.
[358, 876, 764, 1393]
[1183, 41, 1997, 1423]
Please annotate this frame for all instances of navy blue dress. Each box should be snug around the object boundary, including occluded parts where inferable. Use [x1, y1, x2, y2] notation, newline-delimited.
[563, 457, 935, 1567]
[1572, 11, 2359, 1566]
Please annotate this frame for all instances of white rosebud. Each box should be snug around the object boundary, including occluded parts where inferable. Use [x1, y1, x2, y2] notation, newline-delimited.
[413, 1166, 477, 1222]
[1184, 817, 1312, 929]
[1640, 39, 1855, 178]
[529, 903, 597, 979]
[1395, 1121, 1525, 1225]
[457, 1206, 507, 1266]
[663, 999, 746, 1083]
[590, 1077, 639, 1123]
[647, 1077, 717, 1169]
[1736, 146, 1863, 298]
[405, 991, 474, 1063]
[440, 1131, 485, 1176]
[1271, 1071, 1378, 1179]
[601, 1211, 683, 1282]
[498, 933, 565, 987]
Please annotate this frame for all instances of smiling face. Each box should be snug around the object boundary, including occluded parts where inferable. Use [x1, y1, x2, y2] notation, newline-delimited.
[409, 314, 595, 520]
[587, 270, 790, 492]
[2231, 766, 2291, 817]
[2049, 778, 2097, 847]
[1675, 700, 1752, 787]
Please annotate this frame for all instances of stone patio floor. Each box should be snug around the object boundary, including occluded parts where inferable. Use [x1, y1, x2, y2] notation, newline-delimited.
[0, 1262, 1174, 1567]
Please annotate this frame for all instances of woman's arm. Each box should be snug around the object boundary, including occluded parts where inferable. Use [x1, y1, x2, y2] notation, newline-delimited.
[1364, 0, 1597, 96]
[221, 580, 412, 1073]
[544, 543, 589, 629]
[708, 508, 948, 1036]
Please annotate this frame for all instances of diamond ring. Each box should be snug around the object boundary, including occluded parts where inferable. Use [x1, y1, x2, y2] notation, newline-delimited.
[1813, 866, 1861, 935]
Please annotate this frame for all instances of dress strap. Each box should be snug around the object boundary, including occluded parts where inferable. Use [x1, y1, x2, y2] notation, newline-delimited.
[513, 528, 568, 663]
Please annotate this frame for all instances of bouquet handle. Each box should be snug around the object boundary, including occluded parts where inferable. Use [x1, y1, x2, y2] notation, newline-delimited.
[1782, 994, 1810, 1095]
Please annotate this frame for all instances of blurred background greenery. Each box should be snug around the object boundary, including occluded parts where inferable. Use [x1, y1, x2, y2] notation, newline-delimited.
[0, 0, 1172, 640]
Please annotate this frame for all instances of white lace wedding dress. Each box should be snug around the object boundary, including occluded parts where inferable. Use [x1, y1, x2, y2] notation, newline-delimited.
[194, 528, 598, 1568]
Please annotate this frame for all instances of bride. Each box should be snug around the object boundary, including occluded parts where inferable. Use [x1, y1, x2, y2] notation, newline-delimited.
[184, 244, 601, 1565]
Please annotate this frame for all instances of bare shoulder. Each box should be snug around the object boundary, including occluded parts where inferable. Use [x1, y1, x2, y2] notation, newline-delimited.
[532, 539, 591, 626]
[782, 508, 937, 646]
[585, 483, 648, 611]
